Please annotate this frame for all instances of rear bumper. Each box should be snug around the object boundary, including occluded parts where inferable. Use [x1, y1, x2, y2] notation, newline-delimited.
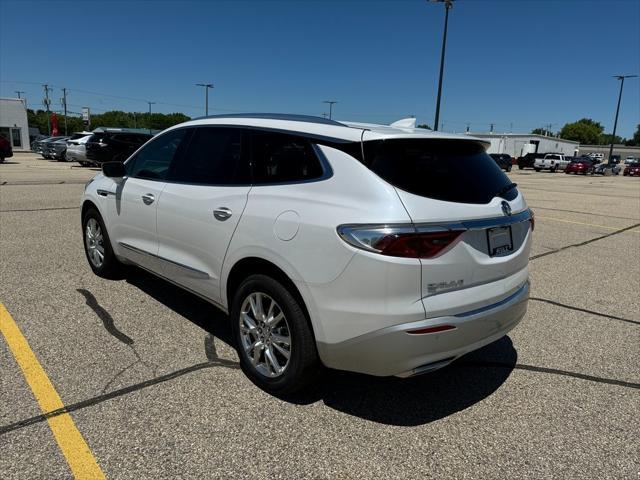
[317, 280, 529, 377]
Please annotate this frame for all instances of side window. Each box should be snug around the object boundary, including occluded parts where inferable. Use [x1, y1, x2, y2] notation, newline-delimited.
[251, 131, 324, 184]
[128, 129, 188, 181]
[170, 127, 249, 185]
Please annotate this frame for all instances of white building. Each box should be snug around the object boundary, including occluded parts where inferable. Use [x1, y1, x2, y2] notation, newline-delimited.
[470, 133, 580, 158]
[0, 98, 30, 151]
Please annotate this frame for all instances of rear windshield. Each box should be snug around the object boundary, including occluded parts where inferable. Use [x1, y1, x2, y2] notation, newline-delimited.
[362, 139, 517, 204]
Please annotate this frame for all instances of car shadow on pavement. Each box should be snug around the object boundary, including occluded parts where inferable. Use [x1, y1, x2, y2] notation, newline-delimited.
[124, 267, 516, 427]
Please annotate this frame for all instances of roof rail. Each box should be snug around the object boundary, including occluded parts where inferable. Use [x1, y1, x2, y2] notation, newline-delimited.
[192, 113, 346, 127]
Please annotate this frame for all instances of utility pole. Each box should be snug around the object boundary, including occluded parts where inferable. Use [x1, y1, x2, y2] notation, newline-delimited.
[61, 88, 68, 135]
[147, 101, 155, 134]
[43, 84, 52, 135]
[196, 83, 214, 116]
[323, 101, 337, 119]
[431, 0, 453, 132]
[607, 75, 637, 170]
[465, 123, 470, 133]
[490, 123, 494, 134]
[133, 112, 137, 128]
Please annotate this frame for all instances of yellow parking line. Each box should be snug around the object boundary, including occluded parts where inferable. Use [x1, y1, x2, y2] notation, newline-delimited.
[0, 303, 105, 480]
[536, 215, 640, 233]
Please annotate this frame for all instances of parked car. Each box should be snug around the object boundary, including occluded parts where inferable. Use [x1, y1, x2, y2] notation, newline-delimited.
[624, 156, 637, 165]
[489, 153, 513, 172]
[65, 133, 94, 166]
[565, 159, 594, 175]
[593, 163, 621, 175]
[49, 137, 71, 161]
[30, 135, 49, 152]
[623, 162, 640, 176]
[534, 153, 569, 172]
[39, 136, 68, 159]
[85, 131, 153, 165]
[81, 113, 532, 394]
[517, 152, 545, 170]
[32, 136, 52, 155]
[0, 134, 13, 163]
[586, 152, 604, 163]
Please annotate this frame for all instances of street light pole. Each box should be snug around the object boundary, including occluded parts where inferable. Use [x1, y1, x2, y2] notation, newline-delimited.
[607, 75, 637, 167]
[196, 83, 214, 116]
[147, 101, 155, 134]
[431, 0, 453, 132]
[323, 100, 337, 119]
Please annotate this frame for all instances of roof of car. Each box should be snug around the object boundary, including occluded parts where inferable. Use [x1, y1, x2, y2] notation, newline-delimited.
[177, 113, 486, 144]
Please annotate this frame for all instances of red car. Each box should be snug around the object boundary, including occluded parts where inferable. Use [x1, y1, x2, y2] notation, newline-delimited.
[0, 134, 13, 163]
[565, 159, 594, 175]
[623, 163, 640, 177]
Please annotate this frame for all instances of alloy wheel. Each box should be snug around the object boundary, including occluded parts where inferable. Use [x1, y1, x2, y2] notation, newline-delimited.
[239, 292, 291, 378]
[85, 218, 105, 268]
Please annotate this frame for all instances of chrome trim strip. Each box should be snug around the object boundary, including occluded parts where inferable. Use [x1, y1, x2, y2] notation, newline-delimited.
[123, 257, 227, 314]
[96, 189, 115, 197]
[454, 281, 529, 318]
[416, 209, 532, 232]
[119, 242, 211, 279]
[337, 209, 533, 253]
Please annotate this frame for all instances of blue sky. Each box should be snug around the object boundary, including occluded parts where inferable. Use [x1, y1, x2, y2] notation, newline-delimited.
[1, 0, 638, 137]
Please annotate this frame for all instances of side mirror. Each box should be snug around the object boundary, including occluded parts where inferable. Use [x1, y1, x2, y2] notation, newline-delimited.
[102, 161, 126, 178]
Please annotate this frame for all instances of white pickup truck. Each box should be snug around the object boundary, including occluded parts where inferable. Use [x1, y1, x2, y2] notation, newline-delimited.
[534, 153, 569, 172]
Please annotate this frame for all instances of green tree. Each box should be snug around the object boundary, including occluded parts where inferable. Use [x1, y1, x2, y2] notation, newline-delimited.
[531, 127, 554, 136]
[416, 124, 431, 130]
[559, 118, 604, 145]
[600, 133, 625, 145]
[625, 124, 640, 146]
[28, 109, 191, 135]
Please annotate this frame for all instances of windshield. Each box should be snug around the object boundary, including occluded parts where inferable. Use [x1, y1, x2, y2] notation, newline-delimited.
[362, 139, 517, 204]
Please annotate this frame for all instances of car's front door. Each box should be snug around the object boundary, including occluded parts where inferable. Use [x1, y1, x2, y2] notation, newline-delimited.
[156, 127, 251, 304]
[106, 128, 189, 272]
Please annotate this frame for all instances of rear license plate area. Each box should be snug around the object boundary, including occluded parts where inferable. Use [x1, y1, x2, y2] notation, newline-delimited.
[487, 226, 513, 256]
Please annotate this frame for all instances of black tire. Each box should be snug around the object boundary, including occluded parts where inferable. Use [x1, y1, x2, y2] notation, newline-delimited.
[506, 165, 512, 172]
[231, 274, 319, 395]
[534, 168, 541, 172]
[518, 164, 523, 170]
[550, 166, 557, 173]
[82, 207, 122, 279]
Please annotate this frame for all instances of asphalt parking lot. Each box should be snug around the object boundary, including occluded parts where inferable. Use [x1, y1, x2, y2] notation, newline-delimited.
[1, 153, 639, 479]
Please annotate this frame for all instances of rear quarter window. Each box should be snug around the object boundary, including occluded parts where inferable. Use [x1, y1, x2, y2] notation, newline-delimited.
[362, 139, 516, 204]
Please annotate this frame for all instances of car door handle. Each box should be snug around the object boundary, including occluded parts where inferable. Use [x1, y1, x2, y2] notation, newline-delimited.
[141, 193, 155, 205]
[213, 207, 232, 221]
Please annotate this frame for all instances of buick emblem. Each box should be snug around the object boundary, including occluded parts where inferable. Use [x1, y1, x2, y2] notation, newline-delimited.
[501, 201, 512, 216]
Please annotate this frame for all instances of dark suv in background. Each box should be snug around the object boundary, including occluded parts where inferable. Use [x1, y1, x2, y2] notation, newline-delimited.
[517, 152, 545, 170]
[489, 153, 513, 172]
[85, 131, 153, 164]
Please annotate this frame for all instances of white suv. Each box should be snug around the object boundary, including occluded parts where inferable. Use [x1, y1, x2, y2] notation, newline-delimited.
[81, 114, 532, 393]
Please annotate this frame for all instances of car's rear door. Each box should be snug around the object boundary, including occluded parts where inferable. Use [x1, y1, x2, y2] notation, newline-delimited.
[360, 133, 532, 315]
[105, 128, 189, 272]
[156, 127, 251, 304]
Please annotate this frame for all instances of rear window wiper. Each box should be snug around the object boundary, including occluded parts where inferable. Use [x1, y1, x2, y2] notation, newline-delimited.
[495, 182, 517, 198]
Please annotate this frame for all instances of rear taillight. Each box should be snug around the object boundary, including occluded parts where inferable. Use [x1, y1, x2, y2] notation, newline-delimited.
[337, 225, 463, 259]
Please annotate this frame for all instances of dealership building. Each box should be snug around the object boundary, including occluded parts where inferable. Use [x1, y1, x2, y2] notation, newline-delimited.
[469, 133, 580, 158]
[0, 98, 30, 152]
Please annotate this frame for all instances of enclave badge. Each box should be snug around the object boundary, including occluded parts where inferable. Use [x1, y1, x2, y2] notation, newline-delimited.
[501, 200, 512, 216]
